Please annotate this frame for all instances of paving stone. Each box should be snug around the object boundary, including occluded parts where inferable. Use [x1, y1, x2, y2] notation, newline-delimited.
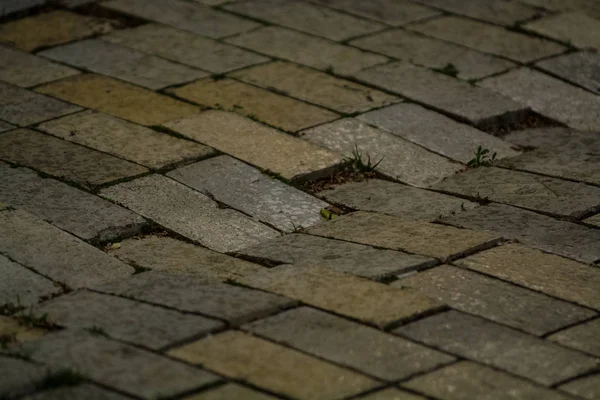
[0, 208, 134, 289]
[537, 51, 600, 95]
[318, 179, 478, 221]
[169, 78, 339, 132]
[412, 0, 542, 25]
[306, 211, 501, 260]
[0, 163, 147, 242]
[0, 356, 47, 398]
[396, 310, 600, 385]
[240, 265, 443, 327]
[0, 0, 45, 17]
[586, 214, 600, 227]
[34, 290, 223, 350]
[103, 0, 258, 38]
[358, 103, 519, 163]
[395, 265, 594, 335]
[403, 361, 575, 400]
[433, 166, 600, 218]
[0, 129, 148, 187]
[0, 316, 47, 346]
[410, 16, 566, 63]
[0, 253, 59, 307]
[101, 175, 278, 253]
[300, 119, 462, 187]
[0, 46, 79, 88]
[245, 307, 454, 381]
[163, 111, 342, 181]
[38, 110, 214, 170]
[0, 81, 80, 126]
[225, 0, 385, 41]
[524, 12, 600, 50]
[0, 10, 114, 52]
[21, 330, 220, 400]
[481, 68, 600, 131]
[549, 319, 600, 357]
[183, 383, 279, 400]
[356, 388, 427, 400]
[22, 384, 131, 400]
[227, 26, 387, 76]
[354, 62, 528, 128]
[168, 156, 328, 232]
[519, 0, 600, 16]
[103, 23, 268, 73]
[504, 127, 600, 154]
[40, 39, 206, 90]
[95, 271, 295, 325]
[231, 61, 398, 114]
[36, 74, 199, 126]
[238, 233, 436, 280]
[351, 29, 515, 80]
[313, 0, 439, 25]
[560, 374, 600, 400]
[0, 120, 14, 132]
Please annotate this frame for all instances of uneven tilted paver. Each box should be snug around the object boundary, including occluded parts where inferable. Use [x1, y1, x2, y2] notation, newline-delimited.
[410, 0, 542, 25]
[536, 51, 600, 95]
[524, 11, 600, 50]
[549, 318, 600, 357]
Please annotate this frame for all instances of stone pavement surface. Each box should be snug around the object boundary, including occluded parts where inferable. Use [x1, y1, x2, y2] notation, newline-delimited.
[0, 1, 600, 399]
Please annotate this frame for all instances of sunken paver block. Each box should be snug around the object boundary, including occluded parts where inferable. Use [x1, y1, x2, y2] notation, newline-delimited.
[358, 103, 519, 164]
[100, 175, 278, 253]
[38, 110, 214, 170]
[356, 388, 427, 400]
[481, 68, 600, 131]
[168, 156, 328, 232]
[455, 243, 600, 310]
[183, 383, 279, 400]
[0, 10, 114, 52]
[36, 74, 199, 126]
[411, 0, 542, 25]
[587, 214, 600, 227]
[227, 26, 387, 76]
[240, 265, 444, 327]
[169, 78, 339, 132]
[237, 233, 436, 280]
[537, 51, 600, 95]
[318, 179, 478, 221]
[354, 62, 528, 128]
[0, 356, 47, 398]
[245, 307, 455, 381]
[311, 0, 439, 25]
[0, 208, 134, 289]
[0, 81, 81, 126]
[0, 0, 45, 17]
[524, 12, 600, 50]
[39, 39, 206, 90]
[94, 271, 295, 325]
[0, 316, 47, 346]
[432, 166, 600, 218]
[20, 330, 220, 400]
[403, 361, 574, 400]
[103, 24, 268, 73]
[504, 127, 600, 154]
[224, 0, 385, 41]
[549, 319, 600, 357]
[0, 129, 147, 187]
[102, 0, 259, 38]
[168, 331, 379, 400]
[396, 310, 600, 385]
[395, 265, 595, 335]
[300, 119, 462, 187]
[164, 111, 342, 181]
[351, 29, 515, 80]
[306, 211, 501, 260]
[231, 61, 398, 114]
[560, 374, 600, 400]
[22, 384, 131, 400]
[0, 46, 79, 88]
[34, 290, 223, 350]
[410, 16, 566, 62]
[443, 203, 600, 264]
[0, 254, 59, 307]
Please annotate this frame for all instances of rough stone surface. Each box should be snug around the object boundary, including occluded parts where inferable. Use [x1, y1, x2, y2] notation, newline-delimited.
[586, 214, 600, 227]
[504, 127, 600, 154]
[0, 356, 47, 398]
[168, 156, 328, 232]
[183, 383, 279, 400]
[0, 316, 47, 346]
[480, 68, 600, 131]
[396, 310, 600, 385]
[560, 374, 600, 400]
[22, 384, 131, 400]
[442, 204, 600, 264]
[358, 103, 519, 163]
[411, 16, 566, 62]
[238, 233, 436, 280]
[0, 46, 78, 88]
[227, 26, 387, 76]
[95, 271, 295, 325]
[549, 319, 600, 357]
[0, 129, 148, 187]
[356, 388, 427, 400]
[245, 307, 455, 381]
[232, 61, 399, 114]
[524, 12, 600, 50]
[0, 253, 59, 307]
[0, 208, 134, 289]
[100, 175, 278, 253]
[537, 51, 600, 95]
[354, 62, 528, 127]
[240, 265, 444, 327]
[163, 111, 342, 181]
[411, 0, 542, 25]
[306, 211, 501, 260]
[300, 119, 462, 187]
[36, 74, 199, 126]
[169, 78, 339, 132]
[38, 110, 214, 170]
[395, 265, 594, 335]
[312, 0, 440, 25]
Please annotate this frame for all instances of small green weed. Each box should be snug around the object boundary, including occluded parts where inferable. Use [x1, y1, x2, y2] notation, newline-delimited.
[467, 146, 497, 167]
[433, 63, 459, 77]
[344, 144, 384, 173]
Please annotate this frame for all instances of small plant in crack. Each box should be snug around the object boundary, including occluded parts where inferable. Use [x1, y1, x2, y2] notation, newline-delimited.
[344, 144, 384, 173]
[15, 308, 57, 330]
[433, 63, 459, 78]
[467, 145, 497, 167]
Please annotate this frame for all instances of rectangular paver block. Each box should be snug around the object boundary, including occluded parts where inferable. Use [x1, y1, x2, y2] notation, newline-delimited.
[503, 127, 600, 154]
[524, 11, 600, 50]
[559, 373, 600, 400]
[549, 318, 600, 357]
[412, 0, 542, 25]
[0, 254, 60, 307]
[537, 51, 600, 95]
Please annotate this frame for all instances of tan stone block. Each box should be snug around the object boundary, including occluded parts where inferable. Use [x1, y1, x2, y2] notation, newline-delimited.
[585, 214, 600, 227]
[0, 316, 47, 345]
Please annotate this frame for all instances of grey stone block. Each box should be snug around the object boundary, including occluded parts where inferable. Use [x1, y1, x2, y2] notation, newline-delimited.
[504, 127, 600, 154]
[537, 51, 600, 95]
[0, 253, 60, 307]
[22, 384, 130, 400]
[560, 373, 600, 400]
[524, 11, 600, 50]
[549, 318, 600, 357]
[411, 0, 542, 25]
[0, 355, 47, 398]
